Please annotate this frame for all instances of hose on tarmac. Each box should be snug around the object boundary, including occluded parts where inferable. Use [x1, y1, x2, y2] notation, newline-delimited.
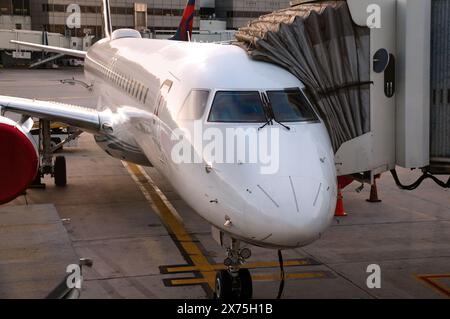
[390, 169, 450, 191]
[276, 250, 285, 299]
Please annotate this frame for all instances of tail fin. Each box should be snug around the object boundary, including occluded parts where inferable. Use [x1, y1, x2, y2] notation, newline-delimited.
[102, 0, 112, 38]
[171, 0, 196, 41]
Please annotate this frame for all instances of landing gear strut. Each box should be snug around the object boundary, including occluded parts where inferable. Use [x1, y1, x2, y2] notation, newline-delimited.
[30, 119, 68, 188]
[214, 239, 253, 300]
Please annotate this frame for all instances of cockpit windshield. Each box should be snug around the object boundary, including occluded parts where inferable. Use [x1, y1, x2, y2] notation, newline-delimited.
[208, 91, 267, 123]
[266, 88, 319, 123]
[207, 89, 319, 124]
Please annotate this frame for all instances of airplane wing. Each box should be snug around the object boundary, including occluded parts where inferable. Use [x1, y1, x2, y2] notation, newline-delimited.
[0, 95, 101, 133]
[10, 40, 86, 59]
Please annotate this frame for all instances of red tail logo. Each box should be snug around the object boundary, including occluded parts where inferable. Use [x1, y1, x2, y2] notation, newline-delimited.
[171, 0, 196, 41]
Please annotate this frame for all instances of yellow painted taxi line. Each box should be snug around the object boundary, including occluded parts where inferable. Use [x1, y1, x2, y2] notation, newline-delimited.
[124, 162, 216, 290]
[169, 272, 329, 287]
[163, 259, 317, 274]
[417, 274, 450, 298]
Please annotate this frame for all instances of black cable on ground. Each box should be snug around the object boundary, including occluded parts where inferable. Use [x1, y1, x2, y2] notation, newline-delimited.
[276, 250, 285, 299]
[390, 169, 450, 191]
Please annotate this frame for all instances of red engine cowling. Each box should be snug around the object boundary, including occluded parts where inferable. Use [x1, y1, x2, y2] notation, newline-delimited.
[0, 116, 39, 204]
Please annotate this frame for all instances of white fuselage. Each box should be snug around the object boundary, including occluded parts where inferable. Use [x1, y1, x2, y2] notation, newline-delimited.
[84, 37, 337, 248]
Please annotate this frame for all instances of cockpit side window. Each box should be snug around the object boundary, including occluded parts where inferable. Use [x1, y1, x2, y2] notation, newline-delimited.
[266, 88, 319, 123]
[208, 91, 267, 123]
[178, 90, 210, 120]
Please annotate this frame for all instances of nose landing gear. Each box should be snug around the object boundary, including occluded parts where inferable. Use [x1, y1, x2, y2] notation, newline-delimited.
[214, 239, 253, 300]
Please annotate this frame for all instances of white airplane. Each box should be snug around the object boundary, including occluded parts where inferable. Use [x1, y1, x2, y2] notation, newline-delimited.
[0, 0, 337, 299]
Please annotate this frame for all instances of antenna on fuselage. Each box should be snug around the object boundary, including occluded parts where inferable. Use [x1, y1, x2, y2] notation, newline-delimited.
[101, 0, 112, 39]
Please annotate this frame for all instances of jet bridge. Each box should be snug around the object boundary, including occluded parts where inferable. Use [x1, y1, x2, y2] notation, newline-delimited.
[235, 0, 450, 185]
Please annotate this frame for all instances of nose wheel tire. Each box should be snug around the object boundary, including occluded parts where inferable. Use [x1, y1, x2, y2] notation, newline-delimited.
[215, 270, 233, 300]
[238, 269, 253, 299]
[214, 269, 253, 300]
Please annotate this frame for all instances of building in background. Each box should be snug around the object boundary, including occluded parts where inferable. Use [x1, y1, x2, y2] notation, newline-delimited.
[215, 0, 291, 29]
[0, 0, 291, 67]
[26, 1, 291, 40]
[0, 0, 31, 30]
[29, 0, 203, 39]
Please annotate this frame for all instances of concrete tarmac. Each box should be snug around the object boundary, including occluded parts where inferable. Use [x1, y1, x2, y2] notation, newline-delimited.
[0, 69, 449, 299]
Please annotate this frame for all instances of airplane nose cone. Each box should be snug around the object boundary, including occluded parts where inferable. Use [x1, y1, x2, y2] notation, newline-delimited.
[243, 174, 336, 247]
[199, 123, 336, 248]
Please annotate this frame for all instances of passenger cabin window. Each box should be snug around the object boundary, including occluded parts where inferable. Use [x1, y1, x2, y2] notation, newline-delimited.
[135, 83, 140, 98]
[143, 88, 149, 103]
[178, 90, 210, 120]
[208, 91, 266, 123]
[129, 80, 133, 94]
[266, 88, 319, 122]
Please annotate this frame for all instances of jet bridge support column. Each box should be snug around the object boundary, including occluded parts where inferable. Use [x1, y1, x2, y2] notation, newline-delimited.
[396, 0, 431, 169]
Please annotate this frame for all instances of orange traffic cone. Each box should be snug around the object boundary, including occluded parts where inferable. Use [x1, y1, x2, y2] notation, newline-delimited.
[335, 187, 347, 217]
[367, 179, 382, 203]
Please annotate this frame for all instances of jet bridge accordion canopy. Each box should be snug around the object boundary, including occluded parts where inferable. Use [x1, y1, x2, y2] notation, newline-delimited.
[235, 0, 370, 152]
